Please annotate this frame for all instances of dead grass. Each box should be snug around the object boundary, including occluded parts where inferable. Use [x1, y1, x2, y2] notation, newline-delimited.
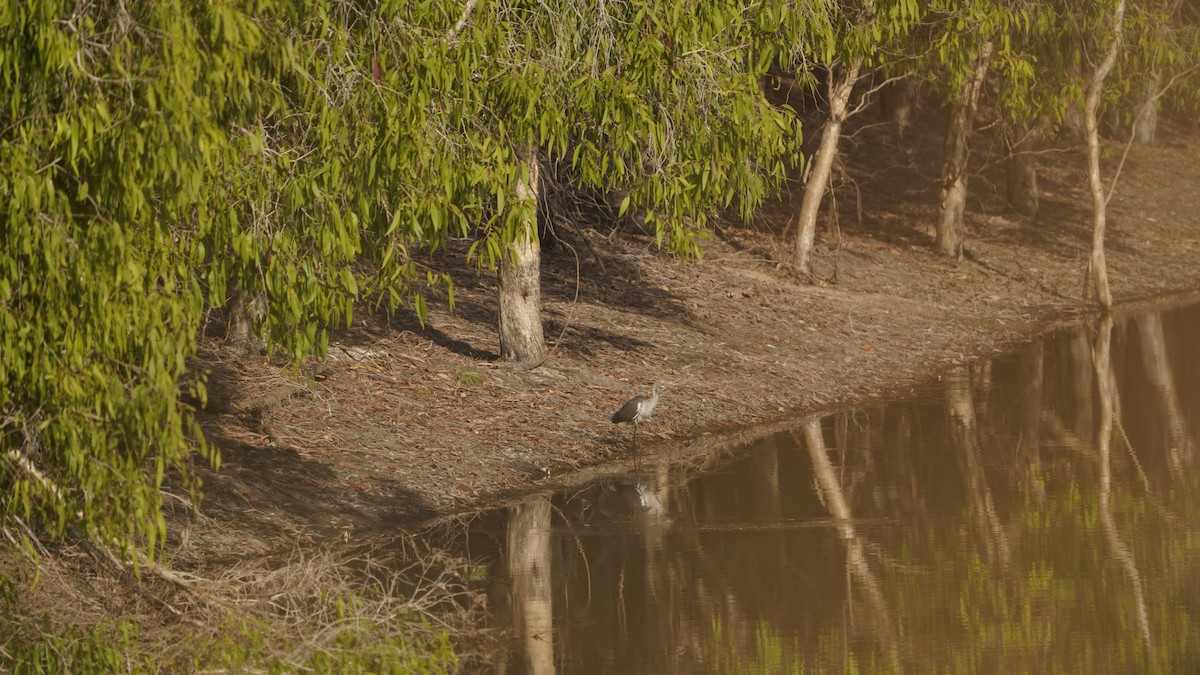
[1, 528, 492, 672]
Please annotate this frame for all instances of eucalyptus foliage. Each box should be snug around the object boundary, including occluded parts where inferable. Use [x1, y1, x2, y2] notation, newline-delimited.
[2, 0, 233, 557]
[1, 0, 812, 556]
[6, 0, 1188, 561]
[457, 0, 811, 259]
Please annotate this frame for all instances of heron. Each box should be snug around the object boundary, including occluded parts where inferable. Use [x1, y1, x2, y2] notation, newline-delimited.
[611, 380, 668, 457]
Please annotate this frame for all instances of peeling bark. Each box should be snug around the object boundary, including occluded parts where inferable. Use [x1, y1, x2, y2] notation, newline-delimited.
[498, 148, 547, 363]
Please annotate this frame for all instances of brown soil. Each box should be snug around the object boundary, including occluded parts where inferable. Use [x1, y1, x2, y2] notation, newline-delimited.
[187, 115, 1200, 560]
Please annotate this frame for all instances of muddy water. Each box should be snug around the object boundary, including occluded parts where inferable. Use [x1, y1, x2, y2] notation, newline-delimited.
[464, 302, 1200, 673]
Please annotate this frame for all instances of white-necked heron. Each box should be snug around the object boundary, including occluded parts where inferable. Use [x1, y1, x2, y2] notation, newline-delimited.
[611, 380, 668, 453]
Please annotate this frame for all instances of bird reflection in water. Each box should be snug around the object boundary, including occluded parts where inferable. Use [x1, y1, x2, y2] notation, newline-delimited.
[566, 478, 669, 526]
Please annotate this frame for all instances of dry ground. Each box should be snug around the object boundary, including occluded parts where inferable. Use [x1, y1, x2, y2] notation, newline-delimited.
[184, 114, 1200, 562]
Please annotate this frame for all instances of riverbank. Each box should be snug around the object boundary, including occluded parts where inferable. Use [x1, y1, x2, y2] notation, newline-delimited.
[5, 118, 1199, 672]
[189, 118, 1200, 557]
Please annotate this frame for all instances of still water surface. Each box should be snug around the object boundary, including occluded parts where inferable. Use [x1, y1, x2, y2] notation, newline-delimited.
[466, 302, 1200, 673]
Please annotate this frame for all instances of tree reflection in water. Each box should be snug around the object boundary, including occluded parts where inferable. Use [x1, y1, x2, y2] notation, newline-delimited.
[476, 302, 1200, 673]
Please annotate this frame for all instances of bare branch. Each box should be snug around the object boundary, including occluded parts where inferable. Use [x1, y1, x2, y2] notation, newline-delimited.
[448, 0, 479, 41]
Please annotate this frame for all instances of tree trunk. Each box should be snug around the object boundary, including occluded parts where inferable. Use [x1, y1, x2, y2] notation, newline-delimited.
[946, 366, 1010, 568]
[1060, 62, 1086, 141]
[1132, 69, 1161, 145]
[1084, 0, 1126, 311]
[881, 73, 919, 159]
[1103, 102, 1127, 141]
[790, 56, 862, 276]
[498, 148, 547, 363]
[1062, 104, 1085, 141]
[1004, 121, 1039, 217]
[225, 281, 265, 354]
[935, 41, 993, 259]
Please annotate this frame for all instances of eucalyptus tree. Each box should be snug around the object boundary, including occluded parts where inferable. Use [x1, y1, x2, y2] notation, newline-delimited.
[1126, 2, 1173, 145]
[1051, 0, 1200, 308]
[0, 0, 506, 556]
[466, 0, 812, 363]
[1112, 0, 1198, 145]
[905, 0, 1072, 257]
[786, 0, 924, 276]
[994, 4, 1062, 218]
[0, 0, 453, 558]
[1, 1, 262, 557]
[926, 2, 1001, 258]
[1081, 0, 1127, 311]
[0, 0, 811, 558]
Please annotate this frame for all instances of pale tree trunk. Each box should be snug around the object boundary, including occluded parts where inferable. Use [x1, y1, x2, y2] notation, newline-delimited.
[225, 280, 266, 354]
[1084, 0, 1126, 311]
[498, 147, 547, 363]
[1132, 69, 1161, 145]
[881, 73, 919, 159]
[935, 41, 994, 258]
[1061, 64, 1086, 141]
[1132, 21, 1168, 146]
[1004, 120, 1039, 217]
[508, 495, 554, 674]
[790, 56, 863, 276]
[1062, 105, 1086, 141]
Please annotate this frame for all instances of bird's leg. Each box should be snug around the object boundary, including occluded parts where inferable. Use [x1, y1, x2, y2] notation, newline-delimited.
[633, 425, 641, 472]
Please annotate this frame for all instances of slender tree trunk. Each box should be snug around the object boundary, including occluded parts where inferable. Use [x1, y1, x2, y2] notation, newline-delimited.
[498, 147, 547, 363]
[1060, 63, 1086, 141]
[1004, 120, 1039, 217]
[790, 57, 862, 275]
[935, 41, 993, 259]
[1084, 0, 1126, 312]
